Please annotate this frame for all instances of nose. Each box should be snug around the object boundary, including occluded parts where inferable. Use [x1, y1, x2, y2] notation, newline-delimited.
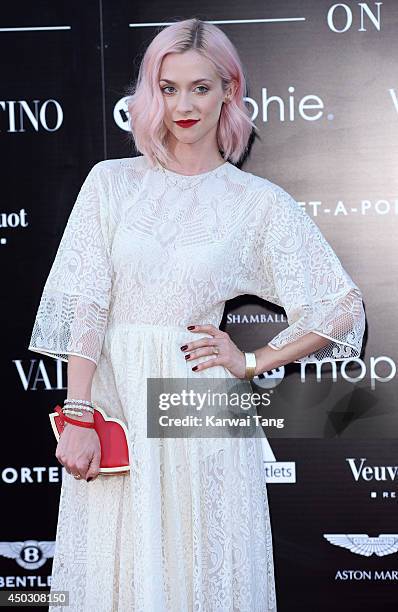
[175, 92, 194, 114]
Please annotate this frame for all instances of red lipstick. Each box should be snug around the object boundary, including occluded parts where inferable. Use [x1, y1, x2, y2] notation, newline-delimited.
[175, 119, 200, 128]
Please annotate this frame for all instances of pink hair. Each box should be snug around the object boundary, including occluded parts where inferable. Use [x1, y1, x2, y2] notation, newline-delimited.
[125, 18, 256, 166]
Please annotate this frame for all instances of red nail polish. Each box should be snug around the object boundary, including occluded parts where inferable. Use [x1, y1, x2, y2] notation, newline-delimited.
[185, 354, 190, 360]
[187, 325, 195, 330]
[180, 345, 188, 351]
[192, 365, 198, 371]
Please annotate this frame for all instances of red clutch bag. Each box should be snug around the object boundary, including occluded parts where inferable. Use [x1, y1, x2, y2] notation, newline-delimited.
[49, 404, 131, 475]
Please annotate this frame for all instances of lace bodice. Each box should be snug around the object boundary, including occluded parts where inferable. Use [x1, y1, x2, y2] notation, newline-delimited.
[28, 155, 365, 366]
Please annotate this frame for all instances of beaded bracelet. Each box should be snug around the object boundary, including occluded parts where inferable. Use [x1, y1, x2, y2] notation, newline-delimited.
[63, 398, 95, 408]
[63, 398, 95, 419]
[63, 398, 94, 415]
[63, 404, 94, 414]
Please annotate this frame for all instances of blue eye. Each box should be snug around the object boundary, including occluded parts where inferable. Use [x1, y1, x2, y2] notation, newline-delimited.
[195, 86, 209, 94]
[160, 85, 209, 95]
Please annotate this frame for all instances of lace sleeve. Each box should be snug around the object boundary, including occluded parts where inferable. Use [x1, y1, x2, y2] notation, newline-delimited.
[28, 162, 113, 365]
[259, 185, 365, 364]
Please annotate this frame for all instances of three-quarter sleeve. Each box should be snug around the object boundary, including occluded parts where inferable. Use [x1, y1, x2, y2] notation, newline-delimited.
[258, 184, 365, 364]
[28, 162, 113, 365]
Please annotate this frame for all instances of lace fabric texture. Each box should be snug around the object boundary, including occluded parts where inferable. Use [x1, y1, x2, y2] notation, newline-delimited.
[29, 155, 365, 367]
[27, 155, 365, 611]
[28, 163, 112, 365]
[256, 184, 365, 363]
[47, 323, 277, 611]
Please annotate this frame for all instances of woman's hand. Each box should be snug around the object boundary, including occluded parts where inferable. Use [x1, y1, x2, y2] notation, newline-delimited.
[181, 324, 247, 379]
[55, 420, 101, 482]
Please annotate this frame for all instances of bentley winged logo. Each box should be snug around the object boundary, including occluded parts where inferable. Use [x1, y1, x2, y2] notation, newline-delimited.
[323, 534, 398, 557]
[0, 540, 55, 569]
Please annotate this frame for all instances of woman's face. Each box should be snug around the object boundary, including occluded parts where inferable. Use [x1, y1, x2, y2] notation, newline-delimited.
[159, 50, 231, 147]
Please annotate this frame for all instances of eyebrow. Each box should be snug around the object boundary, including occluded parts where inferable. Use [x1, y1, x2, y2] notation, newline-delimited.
[159, 78, 214, 85]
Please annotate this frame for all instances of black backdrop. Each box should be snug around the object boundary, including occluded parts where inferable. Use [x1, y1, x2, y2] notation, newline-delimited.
[1, 2, 397, 610]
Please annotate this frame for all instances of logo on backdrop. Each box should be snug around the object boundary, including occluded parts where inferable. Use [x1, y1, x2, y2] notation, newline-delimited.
[324, 532, 398, 581]
[114, 96, 131, 131]
[0, 100, 63, 132]
[346, 458, 398, 482]
[0, 541, 55, 569]
[346, 457, 398, 500]
[326, 2, 382, 34]
[1, 466, 63, 484]
[324, 534, 398, 557]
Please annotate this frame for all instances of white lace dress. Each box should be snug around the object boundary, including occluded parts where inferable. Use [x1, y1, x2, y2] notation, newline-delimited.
[28, 155, 365, 611]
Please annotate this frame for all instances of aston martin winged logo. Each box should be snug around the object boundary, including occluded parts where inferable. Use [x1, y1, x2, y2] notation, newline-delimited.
[323, 534, 398, 557]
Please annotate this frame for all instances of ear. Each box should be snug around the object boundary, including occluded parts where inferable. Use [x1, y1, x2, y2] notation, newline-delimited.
[224, 79, 238, 103]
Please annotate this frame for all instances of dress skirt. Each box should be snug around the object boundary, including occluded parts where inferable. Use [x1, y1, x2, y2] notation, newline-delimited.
[48, 322, 277, 612]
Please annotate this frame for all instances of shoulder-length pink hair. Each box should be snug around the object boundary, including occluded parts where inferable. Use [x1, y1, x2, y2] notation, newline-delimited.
[125, 18, 256, 167]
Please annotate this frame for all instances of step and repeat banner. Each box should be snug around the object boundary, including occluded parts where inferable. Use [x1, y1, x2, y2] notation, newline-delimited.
[1, 1, 397, 610]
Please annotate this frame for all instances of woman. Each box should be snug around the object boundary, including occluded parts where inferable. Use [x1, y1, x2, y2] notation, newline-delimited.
[28, 17, 365, 612]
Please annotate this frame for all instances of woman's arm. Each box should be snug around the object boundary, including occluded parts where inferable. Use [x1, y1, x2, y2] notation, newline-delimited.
[254, 332, 331, 374]
[28, 162, 112, 366]
[66, 355, 97, 422]
[251, 184, 365, 367]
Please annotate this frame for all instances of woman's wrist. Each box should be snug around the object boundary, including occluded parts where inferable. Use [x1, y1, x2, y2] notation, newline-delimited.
[63, 397, 95, 422]
[64, 412, 94, 424]
[253, 346, 278, 376]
